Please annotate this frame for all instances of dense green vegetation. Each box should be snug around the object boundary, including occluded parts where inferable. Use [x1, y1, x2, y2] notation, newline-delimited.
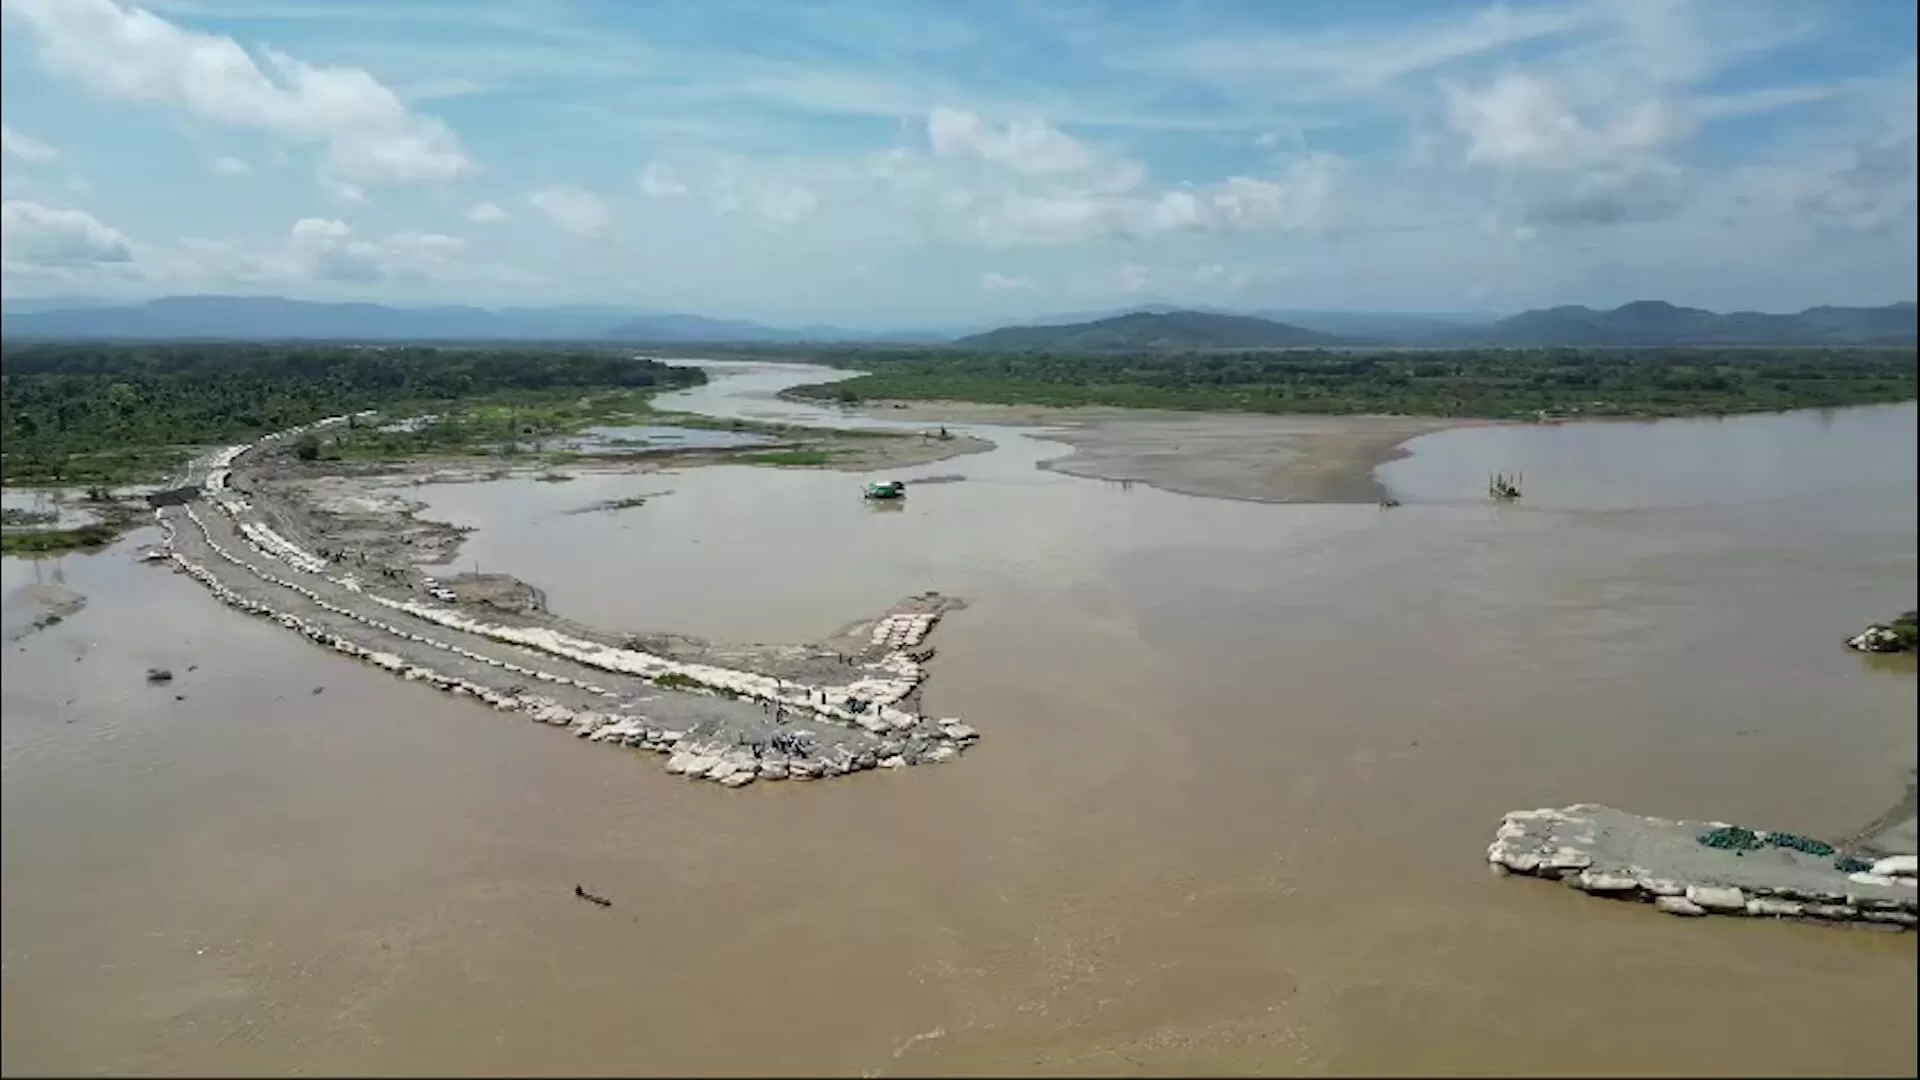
[783, 346, 1918, 419]
[1, 342, 706, 484]
[1889, 611, 1919, 652]
[0, 521, 124, 556]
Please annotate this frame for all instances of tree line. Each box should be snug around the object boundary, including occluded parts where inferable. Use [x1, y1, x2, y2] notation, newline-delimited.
[777, 346, 1919, 419]
[1, 342, 706, 484]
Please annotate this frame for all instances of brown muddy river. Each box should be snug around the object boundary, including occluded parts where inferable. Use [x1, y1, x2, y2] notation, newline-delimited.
[4, 363, 1915, 1077]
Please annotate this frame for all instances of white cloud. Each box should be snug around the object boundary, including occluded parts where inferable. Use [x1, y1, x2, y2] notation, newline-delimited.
[637, 163, 689, 198]
[928, 107, 1097, 176]
[210, 155, 252, 176]
[980, 271, 1032, 291]
[1, 199, 136, 267]
[855, 109, 1349, 247]
[527, 184, 613, 237]
[1441, 72, 1692, 226]
[3, 0, 472, 186]
[1, 123, 58, 163]
[1444, 73, 1687, 171]
[465, 201, 509, 223]
[230, 217, 482, 282]
[1117, 262, 1151, 294]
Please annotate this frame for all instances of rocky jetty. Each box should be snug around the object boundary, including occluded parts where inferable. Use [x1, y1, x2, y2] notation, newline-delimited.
[1488, 804, 1917, 929]
[154, 420, 982, 789]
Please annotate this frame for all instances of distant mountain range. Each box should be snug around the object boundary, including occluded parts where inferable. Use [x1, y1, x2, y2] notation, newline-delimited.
[1452, 300, 1917, 347]
[1005, 303, 1496, 342]
[0, 295, 909, 344]
[1, 295, 1911, 348]
[961, 301, 1917, 350]
[955, 310, 1348, 350]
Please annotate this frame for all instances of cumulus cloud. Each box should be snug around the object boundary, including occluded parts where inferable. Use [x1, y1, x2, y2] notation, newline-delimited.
[527, 185, 614, 237]
[1442, 72, 1692, 226]
[2, 0, 471, 186]
[928, 107, 1098, 176]
[1, 123, 57, 163]
[856, 108, 1348, 247]
[212, 217, 479, 283]
[210, 155, 252, 177]
[1, 199, 135, 267]
[466, 201, 510, 224]
[1117, 262, 1151, 294]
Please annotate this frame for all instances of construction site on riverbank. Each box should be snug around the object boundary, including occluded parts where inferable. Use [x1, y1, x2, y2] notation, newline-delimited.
[151, 416, 982, 788]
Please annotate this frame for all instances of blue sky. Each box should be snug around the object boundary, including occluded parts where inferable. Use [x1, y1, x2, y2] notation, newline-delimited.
[1, 0, 1914, 328]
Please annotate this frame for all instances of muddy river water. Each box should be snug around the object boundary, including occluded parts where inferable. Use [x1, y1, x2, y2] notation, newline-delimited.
[3, 362, 1915, 1076]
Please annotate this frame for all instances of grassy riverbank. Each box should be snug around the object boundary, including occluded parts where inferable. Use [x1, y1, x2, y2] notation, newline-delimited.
[777, 346, 1919, 420]
[1, 522, 126, 556]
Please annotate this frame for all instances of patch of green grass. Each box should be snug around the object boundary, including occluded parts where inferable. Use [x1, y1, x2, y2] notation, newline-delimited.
[1, 521, 125, 556]
[652, 672, 705, 692]
[732, 449, 835, 467]
[2, 445, 197, 488]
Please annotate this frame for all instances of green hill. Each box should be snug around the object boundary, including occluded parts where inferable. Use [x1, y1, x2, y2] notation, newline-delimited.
[955, 310, 1349, 351]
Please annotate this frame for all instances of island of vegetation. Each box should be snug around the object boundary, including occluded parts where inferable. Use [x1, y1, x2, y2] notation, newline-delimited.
[778, 341, 1919, 420]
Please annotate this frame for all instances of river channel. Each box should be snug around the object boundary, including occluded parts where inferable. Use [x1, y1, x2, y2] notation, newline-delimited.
[3, 362, 1914, 1076]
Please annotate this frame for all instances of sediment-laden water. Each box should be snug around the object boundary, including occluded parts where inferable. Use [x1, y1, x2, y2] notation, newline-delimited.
[3, 366, 1913, 1076]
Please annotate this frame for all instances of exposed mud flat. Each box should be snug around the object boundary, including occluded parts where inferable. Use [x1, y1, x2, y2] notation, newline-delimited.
[851, 400, 1476, 503]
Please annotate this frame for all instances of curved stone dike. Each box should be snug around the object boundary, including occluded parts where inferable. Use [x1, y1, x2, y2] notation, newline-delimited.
[158, 423, 981, 788]
[1488, 804, 1917, 930]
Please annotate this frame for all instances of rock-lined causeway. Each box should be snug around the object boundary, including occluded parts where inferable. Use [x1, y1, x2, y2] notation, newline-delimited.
[154, 416, 982, 788]
[1488, 804, 1917, 930]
